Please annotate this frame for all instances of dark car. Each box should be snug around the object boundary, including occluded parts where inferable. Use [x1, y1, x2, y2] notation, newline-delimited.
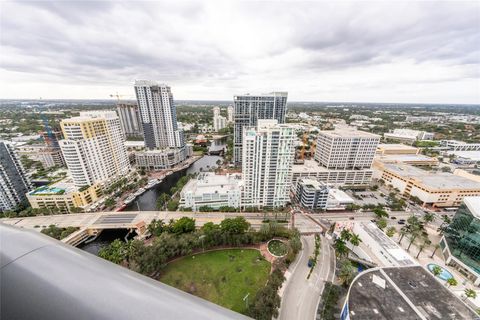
[349, 217, 355, 220]
[391, 216, 397, 220]
[398, 220, 406, 225]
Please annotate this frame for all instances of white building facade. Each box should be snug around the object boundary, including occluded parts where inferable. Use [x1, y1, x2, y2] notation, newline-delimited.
[295, 178, 354, 210]
[314, 128, 380, 170]
[116, 102, 143, 138]
[135, 146, 192, 170]
[134, 80, 184, 149]
[242, 120, 295, 209]
[59, 111, 130, 187]
[180, 173, 242, 211]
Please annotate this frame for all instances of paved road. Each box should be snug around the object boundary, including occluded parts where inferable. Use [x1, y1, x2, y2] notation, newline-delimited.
[278, 235, 335, 320]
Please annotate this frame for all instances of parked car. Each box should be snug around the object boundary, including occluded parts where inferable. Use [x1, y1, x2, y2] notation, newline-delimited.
[391, 216, 397, 220]
[398, 221, 406, 225]
[349, 217, 355, 220]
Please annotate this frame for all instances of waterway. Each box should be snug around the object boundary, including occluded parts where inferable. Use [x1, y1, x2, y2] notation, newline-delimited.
[81, 139, 226, 254]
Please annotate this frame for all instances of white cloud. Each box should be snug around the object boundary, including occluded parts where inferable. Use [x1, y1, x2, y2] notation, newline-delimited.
[0, 0, 479, 103]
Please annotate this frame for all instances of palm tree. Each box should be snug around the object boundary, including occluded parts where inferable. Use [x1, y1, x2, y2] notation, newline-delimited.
[430, 244, 441, 258]
[340, 229, 352, 241]
[338, 259, 356, 287]
[398, 227, 408, 244]
[423, 212, 435, 225]
[432, 265, 442, 277]
[416, 237, 431, 259]
[464, 288, 477, 301]
[446, 278, 458, 288]
[334, 239, 349, 258]
[349, 233, 362, 248]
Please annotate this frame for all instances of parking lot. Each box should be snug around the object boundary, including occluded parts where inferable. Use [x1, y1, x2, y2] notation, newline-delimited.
[346, 190, 388, 207]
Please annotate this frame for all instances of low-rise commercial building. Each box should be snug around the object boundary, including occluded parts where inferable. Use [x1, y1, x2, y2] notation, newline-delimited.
[134, 146, 192, 170]
[27, 178, 102, 213]
[441, 140, 480, 151]
[17, 145, 65, 168]
[440, 197, 480, 286]
[179, 173, 242, 211]
[294, 178, 354, 210]
[373, 162, 480, 207]
[384, 129, 434, 143]
[376, 143, 420, 155]
[374, 154, 438, 166]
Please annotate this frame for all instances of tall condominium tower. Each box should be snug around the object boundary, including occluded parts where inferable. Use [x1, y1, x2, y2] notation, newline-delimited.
[134, 80, 184, 149]
[227, 105, 234, 123]
[0, 142, 32, 211]
[233, 92, 288, 166]
[59, 111, 130, 187]
[314, 128, 380, 169]
[242, 120, 295, 209]
[116, 102, 143, 138]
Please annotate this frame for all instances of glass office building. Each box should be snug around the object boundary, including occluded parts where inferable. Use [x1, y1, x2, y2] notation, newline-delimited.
[440, 197, 480, 285]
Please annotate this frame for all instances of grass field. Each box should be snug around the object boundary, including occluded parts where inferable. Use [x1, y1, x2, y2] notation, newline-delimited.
[159, 249, 270, 314]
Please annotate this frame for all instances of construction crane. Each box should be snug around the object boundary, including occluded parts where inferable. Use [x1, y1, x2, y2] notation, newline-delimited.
[109, 92, 133, 103]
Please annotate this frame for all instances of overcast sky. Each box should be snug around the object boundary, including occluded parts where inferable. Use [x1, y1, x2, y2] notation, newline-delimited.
[1, 1, 479, 103]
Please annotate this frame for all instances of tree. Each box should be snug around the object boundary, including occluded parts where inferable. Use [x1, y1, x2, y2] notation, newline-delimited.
[464, 289, 477, 301]
[148, 219, 166, 236]
[220, 217, 250, 234]
[98, 239, 127, 264]
[334, 239, 349, 258]
[338, 259, 356, 287]
[386, 226, 396, 237]
[376, 218, 387, 230]
[167, 200, 179, 211]
[423, 212, 435, 225]
[430, 244, 441, 258]
[373, 207, 389, 219]
[340, 229, 352, 242]
[171, 217, 195, 234]
[105, 197, 115, 208]
[446, 277, 458, 288]
[156, 193, 170, 209]
[432, 265, 442, 277]
[349, 233, 362, 248]
[415, 237, 431, 259]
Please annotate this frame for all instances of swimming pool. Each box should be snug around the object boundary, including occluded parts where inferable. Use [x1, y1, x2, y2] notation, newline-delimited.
[427, 263, 454, 281]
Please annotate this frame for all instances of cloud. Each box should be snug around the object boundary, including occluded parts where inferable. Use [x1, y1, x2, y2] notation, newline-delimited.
[0, 0, 479, 103]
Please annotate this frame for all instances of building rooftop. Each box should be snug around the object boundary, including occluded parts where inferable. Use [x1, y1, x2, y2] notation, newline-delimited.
[347, 266, 478, 320]
[182, 173, 242, 195]
[448, 151, 480, 161]
[464, 196, 480, 218]
[376, 154, 438, 163]
[377, 144, 419, 151]
[328, 189, 354, 203]
[361, 222, 416, 267]
[319, 128, 380, 139]
[28, 177, 78, 196]
[234, 92, 288, 98]
[383, 163, 480, 190]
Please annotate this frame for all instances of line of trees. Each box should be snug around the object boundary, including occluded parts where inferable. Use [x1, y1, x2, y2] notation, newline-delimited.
[99, 216, 302, 319]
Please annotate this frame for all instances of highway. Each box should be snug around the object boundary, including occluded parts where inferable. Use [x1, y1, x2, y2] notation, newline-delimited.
[278, 234, 335, 320]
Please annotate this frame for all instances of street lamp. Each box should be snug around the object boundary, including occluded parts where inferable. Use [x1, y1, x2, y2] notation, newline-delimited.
[199, 235, 206, 252]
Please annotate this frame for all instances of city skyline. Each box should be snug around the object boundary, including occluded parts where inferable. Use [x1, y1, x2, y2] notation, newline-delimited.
[1, 1, 479, 104]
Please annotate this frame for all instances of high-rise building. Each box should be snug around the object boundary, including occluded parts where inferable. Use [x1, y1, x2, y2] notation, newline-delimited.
[116, 102, 143, 138]
[134, 80, 184, 149]
[213, 115, 227, 132]
[314, 128, 380, 170]
[233, 92, 288, 166]
[213, 106, 221, 117]
[59, 111, 130, 187]
[0, 142, 32, 212]
[227, 105, 234, 123]
[242, 120, 295, 209]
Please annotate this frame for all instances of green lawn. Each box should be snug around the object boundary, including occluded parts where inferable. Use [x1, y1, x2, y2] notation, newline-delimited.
[268, 239, 288, 256]
[159, 249, 270, 314]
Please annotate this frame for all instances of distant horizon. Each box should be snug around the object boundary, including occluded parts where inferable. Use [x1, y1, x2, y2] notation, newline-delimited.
[1, 97, 479, 107]
[1, 2, 479, 104]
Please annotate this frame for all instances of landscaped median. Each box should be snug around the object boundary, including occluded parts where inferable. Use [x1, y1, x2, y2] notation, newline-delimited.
[97, 217, 302, 319]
